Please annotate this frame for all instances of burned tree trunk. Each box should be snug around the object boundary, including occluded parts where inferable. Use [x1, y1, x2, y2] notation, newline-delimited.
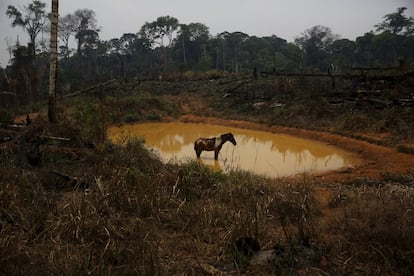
[48, 0, 58, 123]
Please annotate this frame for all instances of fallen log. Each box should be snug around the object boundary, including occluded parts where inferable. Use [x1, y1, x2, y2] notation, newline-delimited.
[367, 98, 392, 106]
[52, 170, 89, 190]
[399, 99, 414, 106]
[52, 170, 78, 182]
[38, 135, 71, 142]
[0, 91, 16, 96]
[64, 79, 117, 97]
[0, 123, 27, 131]
[0, 136, 12, 143]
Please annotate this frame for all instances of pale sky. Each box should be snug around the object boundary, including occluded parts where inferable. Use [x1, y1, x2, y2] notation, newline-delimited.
[1, 0, 414, 67]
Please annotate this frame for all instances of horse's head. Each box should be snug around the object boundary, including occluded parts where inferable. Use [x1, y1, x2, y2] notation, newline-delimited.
[222, 132, 237, 145]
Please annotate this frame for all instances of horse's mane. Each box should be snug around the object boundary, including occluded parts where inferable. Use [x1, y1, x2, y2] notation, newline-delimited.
[221, 132, 233, 138]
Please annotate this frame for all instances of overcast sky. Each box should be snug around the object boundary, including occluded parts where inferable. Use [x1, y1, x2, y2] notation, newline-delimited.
[1, 0, 414, 67]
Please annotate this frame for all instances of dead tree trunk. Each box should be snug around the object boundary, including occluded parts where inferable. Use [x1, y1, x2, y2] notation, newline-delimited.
[48, 0, 59, 123]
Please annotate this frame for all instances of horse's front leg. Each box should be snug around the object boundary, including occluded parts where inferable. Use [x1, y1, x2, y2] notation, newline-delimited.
[214, 145, 223, 160]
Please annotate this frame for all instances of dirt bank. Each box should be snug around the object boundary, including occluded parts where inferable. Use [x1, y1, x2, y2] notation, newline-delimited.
[177, 114, 414, 182]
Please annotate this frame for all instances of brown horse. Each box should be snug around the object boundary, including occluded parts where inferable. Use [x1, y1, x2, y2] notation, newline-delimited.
[194, 132, 237, 160]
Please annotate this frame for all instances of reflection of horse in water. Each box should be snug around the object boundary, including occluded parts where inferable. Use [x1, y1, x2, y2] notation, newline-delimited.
[194, 133, 237, 160]
[198, 159, 222, 172]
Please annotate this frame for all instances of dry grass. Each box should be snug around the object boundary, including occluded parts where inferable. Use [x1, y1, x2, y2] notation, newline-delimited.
[0, 125, 322, 274]
[3, 137, 413, 274]
[321, 177, 414, 274]
[1, 96, 414, 274]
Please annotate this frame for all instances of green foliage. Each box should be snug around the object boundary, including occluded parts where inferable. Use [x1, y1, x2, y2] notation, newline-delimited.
[3, 6, 414, 109]
[72, 100, 106, 143]
[140, 16, 179, 48]
[105, 92, 181, 124]
[375, 7, 414, 35]
[294, 25, 340, 70]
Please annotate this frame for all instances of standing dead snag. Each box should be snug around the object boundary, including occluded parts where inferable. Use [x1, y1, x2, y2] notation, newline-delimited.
[48, 0, 59, 123]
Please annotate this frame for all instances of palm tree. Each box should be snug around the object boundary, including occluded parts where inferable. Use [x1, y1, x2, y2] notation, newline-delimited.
[48, 0, 58, 123]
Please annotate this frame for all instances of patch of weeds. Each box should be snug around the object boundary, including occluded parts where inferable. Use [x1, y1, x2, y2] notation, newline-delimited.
[270, 248, 296, 272]
[381, 172, 414, 187]
[72, 100, 107, 144]
[381, 107, 410, 134]
[229, 242, 253, 270]
[340, 112, 373, 131]
[177, 160, 225, 201]
[272, 177, 318, 247]
[0, 108, 14, 123]
[122, 113, 141, 123]
[145, 112, 162, 121]
[332, 182, 414, 274]
[345, 177, 384, 188]
[396, 144, 414, 155]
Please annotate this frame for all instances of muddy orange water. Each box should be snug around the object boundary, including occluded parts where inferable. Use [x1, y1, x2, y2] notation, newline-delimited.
[108, 122, 354, 177]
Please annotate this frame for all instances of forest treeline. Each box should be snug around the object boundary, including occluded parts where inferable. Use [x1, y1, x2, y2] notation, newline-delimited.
[1, 1, 414, 107]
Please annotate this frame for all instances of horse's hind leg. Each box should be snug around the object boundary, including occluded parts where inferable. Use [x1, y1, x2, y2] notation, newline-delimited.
[195, 148, 201, 158]
[194, 143, 201, 158]
[214, 150, 219, 160]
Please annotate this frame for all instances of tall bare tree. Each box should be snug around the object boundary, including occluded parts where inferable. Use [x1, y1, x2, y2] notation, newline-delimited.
[48, 0, 58, 123]
[58, 14, 77, 59]
[6, 0, 47, 56]
[4, 37, 14, 61]
[73, 9, 99, 56]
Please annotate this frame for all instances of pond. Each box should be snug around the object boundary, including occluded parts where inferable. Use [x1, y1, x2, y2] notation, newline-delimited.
[107, 122, 353, 177]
